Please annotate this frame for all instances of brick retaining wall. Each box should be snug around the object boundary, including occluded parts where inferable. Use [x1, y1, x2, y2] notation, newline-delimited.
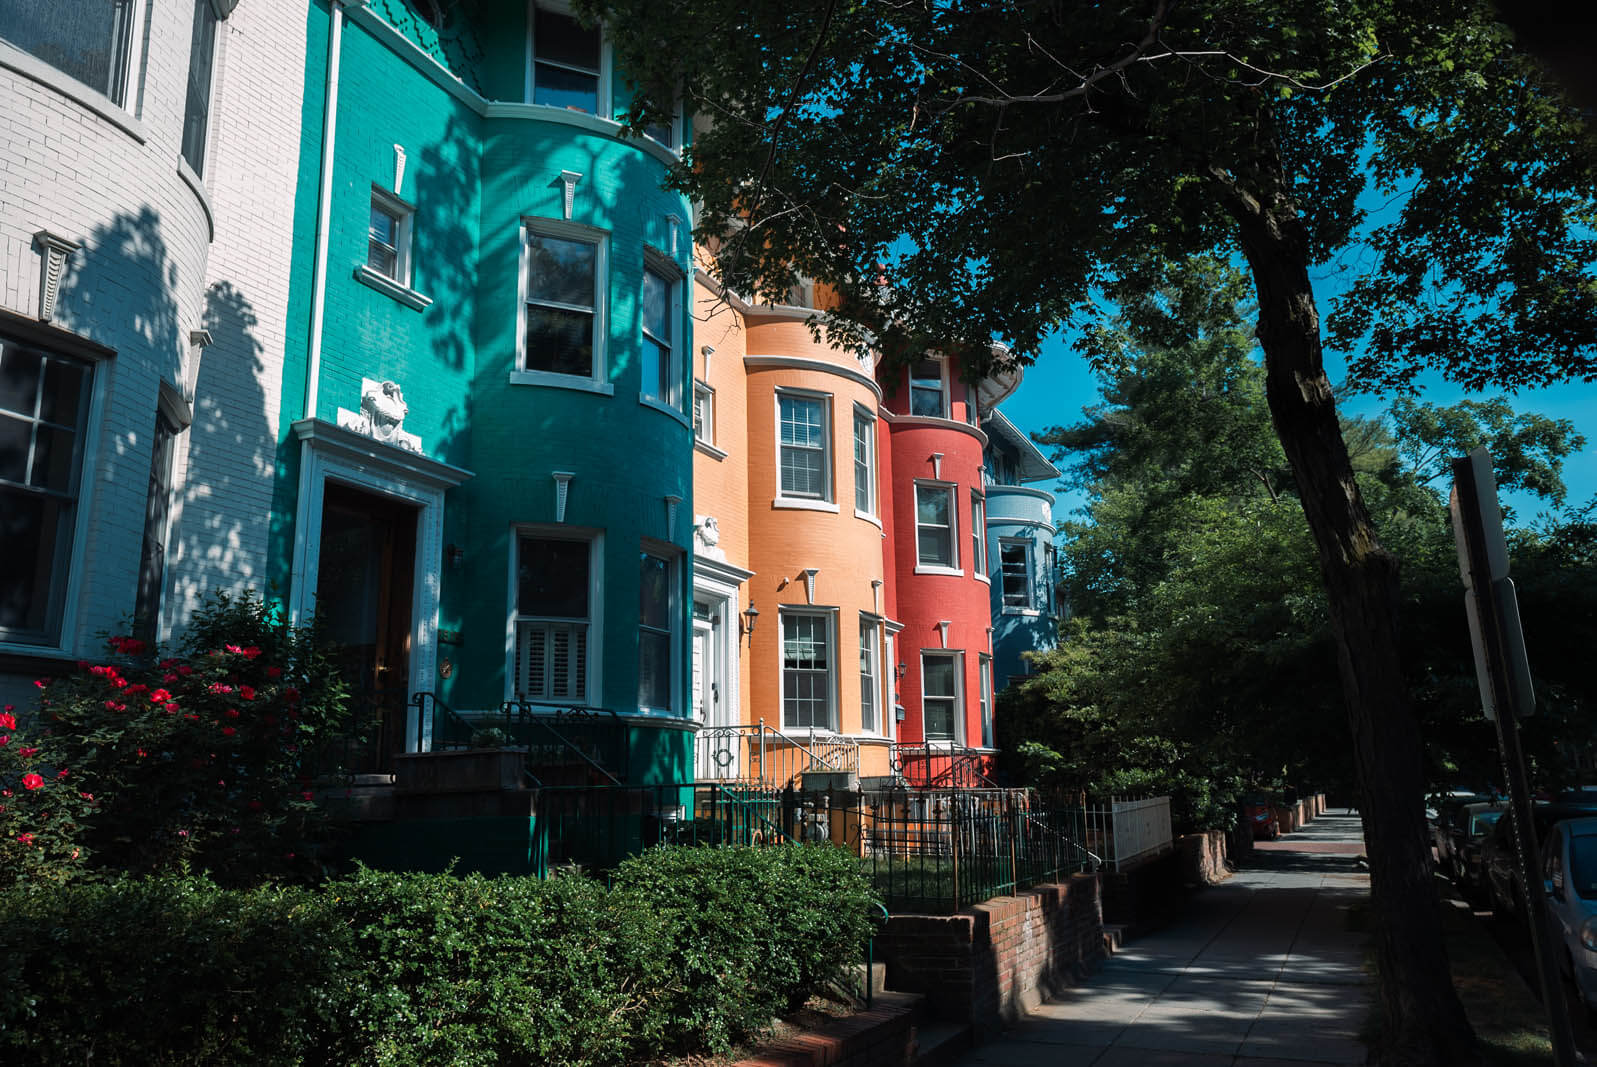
[875, 873, 1103, 1037]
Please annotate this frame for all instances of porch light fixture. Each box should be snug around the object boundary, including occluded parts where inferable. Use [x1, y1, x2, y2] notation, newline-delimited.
[741, 601, 760, 638]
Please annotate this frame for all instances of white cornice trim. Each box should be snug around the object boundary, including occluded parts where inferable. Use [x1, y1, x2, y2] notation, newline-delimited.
[694, 555, 755, 584]
[880, 410, 989, 446]
[693, 268, 754, 312]
[292, 417, 473, 491]
[744, 354, 883, 399]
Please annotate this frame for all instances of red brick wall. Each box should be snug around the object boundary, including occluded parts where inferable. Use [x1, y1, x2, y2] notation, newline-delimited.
[875, 874, 1103, 1036]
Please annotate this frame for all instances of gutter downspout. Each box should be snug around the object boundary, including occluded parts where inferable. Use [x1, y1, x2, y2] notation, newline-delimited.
[305, 0, 352, 421]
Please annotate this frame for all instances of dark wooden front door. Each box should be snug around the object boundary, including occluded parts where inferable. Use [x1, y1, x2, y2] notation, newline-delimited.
[316, 482, 417, 773]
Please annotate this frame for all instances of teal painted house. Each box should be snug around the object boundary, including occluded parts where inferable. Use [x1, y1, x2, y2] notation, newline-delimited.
[272, 0, 696, 790]
[981, 410, 1060, 688]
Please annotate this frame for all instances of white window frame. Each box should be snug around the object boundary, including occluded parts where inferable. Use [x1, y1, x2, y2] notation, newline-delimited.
[366, 186, 415, 285]
[859, 615, 882, 736]
[693, 381, 715, 447]
[780, 608, 837, 732]
[179, 0, 225, 179]
[970, 491, 987, 579]
[978, 652, 994, 749]
[1044, 541, 1057, 615]
[774, 388, 836, 511]
[852, 405, 877, 519]
[509, 527, 603, 706]
[514, 218, 612, 394]
[0, 0, 149, 114]
[913, 481, 961, 575]
[999, 537, 1037, 613]
[640, 248, 683, 414]
[524, 1, 610, 115]
[920, 650, 963, 744]
[909, 356, 948, 419]
[637, 540, 681, 715]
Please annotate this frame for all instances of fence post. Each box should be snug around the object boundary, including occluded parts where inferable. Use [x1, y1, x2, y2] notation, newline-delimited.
[951, 803, 962, 912]
[1008, 792, 1019, 892]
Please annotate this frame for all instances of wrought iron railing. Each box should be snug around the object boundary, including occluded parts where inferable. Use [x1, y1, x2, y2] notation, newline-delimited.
[499, 702, 629, 786]
[411, 691, 476, 752]
[890, 743, 1001, 790]
[695, 720, 860, 788]
[1075, 795, 1174, 871]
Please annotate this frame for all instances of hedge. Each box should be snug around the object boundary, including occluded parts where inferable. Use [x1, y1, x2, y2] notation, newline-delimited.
[0, 844, 877, 1065]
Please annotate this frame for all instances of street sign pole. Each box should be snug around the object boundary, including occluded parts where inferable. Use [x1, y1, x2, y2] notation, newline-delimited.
[1451, 448, 1576, 1067]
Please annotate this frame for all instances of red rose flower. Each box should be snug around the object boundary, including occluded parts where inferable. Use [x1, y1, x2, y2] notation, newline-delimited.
[239, 686, 256, 701]
[282, 687, 301, 703]
[137, 749, 148, 758]
[21, 773, 44, 791]
[225, 709, 240, 718]
[0, 736, 8, 746]
[163, 673, 179, 683]
[149, 688, 172, 704]
[16, 833, 34, 846]
[177, 666, 193, 676]
[0, 712, 13, 730]
[33, 679, 48, 688]
[19, 747, 39, 757]
[104, 701, 126, 712]
[300, 791, 314, 802]
[125, 684, 148, 695]
[243, 646, 261, 659]
[222, 727, 236, 737]
[208, 683, 234, 695]
[266, 666, 282, 679]
[165, 703, 181, 714]
[55, 768, 68, 779]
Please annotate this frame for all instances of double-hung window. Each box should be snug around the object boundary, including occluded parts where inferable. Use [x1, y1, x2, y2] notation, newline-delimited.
[1000, 539, 1033, 610]
[921, 652, 960, 742]
[367, 188, 416, 286]
[520, 225, 603, 383]
[641, 258, 679, 408]
[970, 492, 986, 575]
[530, 6, 600, 113]
[859, 616, 879, 734]
[180, 0, 220, 175]
[852, 408, 876, 516]
[778, 392, 830, 502]
[637, 547, 677, 713]
[1044, 542, 1057, 614]
[3, 0, 142, 107]
[914, 483, 957, 570]
[693, 382, 714, 446]
[782, 611, 833, 731]
[909, 358, 946, 418]
[978, 653, 994, 748]
[0, 336, 93, 646]
[514, 534, 593, 702]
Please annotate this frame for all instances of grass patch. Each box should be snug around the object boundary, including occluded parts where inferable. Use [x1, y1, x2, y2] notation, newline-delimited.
[1438, 890, 1554, 1066]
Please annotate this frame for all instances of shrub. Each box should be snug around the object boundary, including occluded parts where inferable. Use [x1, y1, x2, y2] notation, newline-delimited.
[8, 590, 349, 884]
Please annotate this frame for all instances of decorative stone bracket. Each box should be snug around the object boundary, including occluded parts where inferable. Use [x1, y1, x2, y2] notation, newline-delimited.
[34, 230, 80, 322]
[336, 377, 422, 453]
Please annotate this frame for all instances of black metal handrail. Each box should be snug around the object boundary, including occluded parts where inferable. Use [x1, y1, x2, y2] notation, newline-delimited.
[890, 743, 1002, 790]
[411, 691, 475, 752]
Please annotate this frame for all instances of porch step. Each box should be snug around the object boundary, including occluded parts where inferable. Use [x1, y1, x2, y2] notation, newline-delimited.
[912, 1019, 973, 1066]
[1103, 922, 1128, 955]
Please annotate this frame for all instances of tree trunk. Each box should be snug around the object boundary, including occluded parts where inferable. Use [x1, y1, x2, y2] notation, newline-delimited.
[1224, 183, 1481, 1065]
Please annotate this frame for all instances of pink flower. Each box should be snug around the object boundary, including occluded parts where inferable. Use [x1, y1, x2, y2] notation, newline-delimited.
[166, 703, 181, 714]
[176, 829, 189, 838]
[136, 749, 147, 758]
[239, 686, 256, 701]
[243, 646, 261, 659]
[163, 673, 179, 683]
[0, 736, 8, 746]
[79, 792, 93, 800]
[16, 833, 34, 846]
[266, 666, 283, 679]
[21, 773, 44, 791]
[208, 683, 234, 695]
[104, 701, 126, 712]
[225, 644, 245, 655]
[299, 790, 314, 802]
[33, 679, 48, 688]
[0, 711, 13, 730]
[149, 688, 172, 704]
[19, 747, 39, 758]
[55, 768, 68, 779]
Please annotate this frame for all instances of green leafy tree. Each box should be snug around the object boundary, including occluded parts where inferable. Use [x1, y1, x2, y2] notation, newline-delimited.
[590, 1, 1597, 1056]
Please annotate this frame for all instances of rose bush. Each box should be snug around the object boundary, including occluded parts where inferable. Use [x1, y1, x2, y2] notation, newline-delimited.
[4, 591, 349, 886]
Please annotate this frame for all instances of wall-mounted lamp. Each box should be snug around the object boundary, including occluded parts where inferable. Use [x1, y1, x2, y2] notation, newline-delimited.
[741, 601, 760, 638]
[445, 543, 465, 568]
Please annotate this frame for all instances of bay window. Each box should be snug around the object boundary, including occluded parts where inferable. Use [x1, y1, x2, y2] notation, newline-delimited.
[514, 534, 594, 702]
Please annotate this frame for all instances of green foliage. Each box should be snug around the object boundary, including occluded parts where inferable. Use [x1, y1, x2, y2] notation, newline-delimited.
[3, 590, 350, 885]
[0, 847, 879, 1066]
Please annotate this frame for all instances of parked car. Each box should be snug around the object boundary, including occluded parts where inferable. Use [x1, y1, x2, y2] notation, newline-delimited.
[1484, 801, 1597, 919]
[1440, 800, 1504, 890]
[1541, 817, 1597, 1014]
[1431, 793, 1485, 864]
[1241, 794, 1280, 840]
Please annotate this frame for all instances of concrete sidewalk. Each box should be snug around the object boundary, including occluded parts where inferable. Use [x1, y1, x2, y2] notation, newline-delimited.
[954, 813, 1372, 1066]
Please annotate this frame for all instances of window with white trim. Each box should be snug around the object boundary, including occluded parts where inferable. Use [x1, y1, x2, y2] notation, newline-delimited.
[859, 616, 879, 734]
[637, 547, 677, 713]
[782, 611, 834, 731]
[693, 382, 714, 445]
[921, 651, 960, 742]
[914, 483, 957, 569]
[520, 225, 603, 381]
[0, 335, 93, 646]
[778, 392, 831, 501]
[514, 534, 594, 701]
[367, 188, 415, 285]
[641, 258, 679, 407]
[530, 5, 600, 113]
[978, 653, 993, 748]
[180, 0, 220, 175]
[970, 491, 986, 575]
[852, 408, 875, 515]
[3, 0, 142, 107]
[909, 357, 946, 418]
[1000, 539, 1033, 610]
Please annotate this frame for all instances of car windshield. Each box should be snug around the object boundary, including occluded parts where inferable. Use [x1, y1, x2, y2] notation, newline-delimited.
[1571, 834, 1597, 900]
[1469, 810, 1503, 835]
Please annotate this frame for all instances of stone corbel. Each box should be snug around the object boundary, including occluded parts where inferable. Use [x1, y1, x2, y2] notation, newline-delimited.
[34, 231, 81, 322]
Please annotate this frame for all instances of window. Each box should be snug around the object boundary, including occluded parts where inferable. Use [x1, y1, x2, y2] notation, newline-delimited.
[909, 357, 946, 418]
[1000, 540, 1033, 610]
[180, 0, 220, 175]
[978, 653, 993, 748]
[520, 226, 602, 381]
[965, 382, 979, 426]
[693, 382, 714, 446]
[133, 409, 180, 644]
[852, 408, 875, 515]
[641, 260, 679, 407]
[514, 535, 593, 701]
[531, 6, 600, 113]
[914, 483, 957, 569]
[0, 337, 92, 646]
[782, 612, 833, 731]
[638, 548, 676, 712]
[859, 617, 878, 734]
[921, 652, 960, 742]
[778, 392, 830, 501]
[3, 0, 141, 107]
[970, 492, 986, 575]
[1044, 541, 1057, 614]
[367, 189, 415, 285]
